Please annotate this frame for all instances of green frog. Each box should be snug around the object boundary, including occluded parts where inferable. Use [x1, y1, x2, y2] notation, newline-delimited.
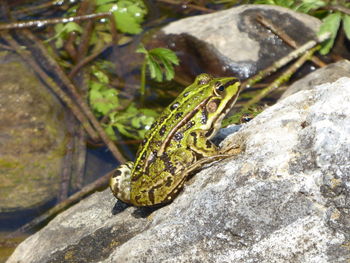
[110, 74, 241, 206]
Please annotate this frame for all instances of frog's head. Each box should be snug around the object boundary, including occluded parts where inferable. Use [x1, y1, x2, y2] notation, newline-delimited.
[200, 75, 241, 138]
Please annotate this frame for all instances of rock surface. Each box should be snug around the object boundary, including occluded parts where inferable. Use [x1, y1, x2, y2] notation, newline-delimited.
[153, 5, 321, 80]
[280, 59, 350, 99]
[0, 52, 67, 211]
[7, 63, 350, 262]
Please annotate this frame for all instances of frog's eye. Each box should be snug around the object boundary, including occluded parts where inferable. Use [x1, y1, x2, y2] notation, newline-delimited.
[217, 85, 225, 92]
[214, 82, 225, 96]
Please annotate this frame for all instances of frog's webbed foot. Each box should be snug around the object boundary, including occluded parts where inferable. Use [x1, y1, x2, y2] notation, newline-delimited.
[109, 161, 134, 205]
[218, 145, 242, 155]
[186, 145, 242, 177]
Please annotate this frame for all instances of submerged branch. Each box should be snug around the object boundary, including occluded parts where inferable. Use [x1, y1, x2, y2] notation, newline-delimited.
[242, 46, 320, 111]
[22, 30, 126, 163]
[156, 0, 215, 13]
[241, 32, 330, 90]
[2, 33, 100, 141]
[255, 15, 326, 68]
[0, 12, 111, 30]
[68, 43, 113, 79]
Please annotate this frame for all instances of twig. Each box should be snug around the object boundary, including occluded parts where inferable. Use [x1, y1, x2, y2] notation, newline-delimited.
[68, 43, 113, 79]
[324, 5, 350, 15]
[255, 15, 326, 67]
[21, 30, 126, 163]
[0, 12, 111, 30]
[7, 169, 113, 237]
[242, 46, 320, 111]
[64, 33, 78, 61]
[74, 125, 87, 189]
[156, 0, 215, 13]
[241, 32, 330, 90]
[0, 42, 14, 50]
[75, 0, 96, 62]
[59, 129, 73, 202]
[63, 0, 94, 62]
[72, 70, 89, 190]
[1, 33, 100, 141]
[109, 14, 119, 44]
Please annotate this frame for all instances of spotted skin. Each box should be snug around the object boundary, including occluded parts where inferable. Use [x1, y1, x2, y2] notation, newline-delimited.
[110, 74, 240, 206]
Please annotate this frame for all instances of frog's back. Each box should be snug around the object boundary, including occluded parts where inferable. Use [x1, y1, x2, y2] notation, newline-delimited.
[128, 74, 215, 205]
[131, 74, 214, 177]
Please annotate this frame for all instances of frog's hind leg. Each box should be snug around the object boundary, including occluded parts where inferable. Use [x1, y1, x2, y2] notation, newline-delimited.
[161, 174, 188, 204]
[109, 161, 134, 205]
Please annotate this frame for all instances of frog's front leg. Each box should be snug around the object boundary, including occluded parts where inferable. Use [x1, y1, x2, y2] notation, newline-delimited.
[187, 130, 219, 157]
[186, 130, 242, 172]
[187, 130, 242, 157]
[109, 161, 134, 205]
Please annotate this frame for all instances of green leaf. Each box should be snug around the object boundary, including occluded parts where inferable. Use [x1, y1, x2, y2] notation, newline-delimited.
[89, 87, 102, 101]
[253, 0, 276, 4]
[294, 0, 326, 13]
[127, 4, 146, 23]
[318, 12, 342, 55]
[106, 103, 159, 140]
[46, 22, 82, 47]
[150, 48, 179, 65]
[96, 0, 117, 6]
[89, 75, 119, 116]
[343, 15, 350, 41]
[104, 125, 117, 141]
[118, 35, 133, 45]
[92, 69, 109, 84]
[90, 80, 103, 91]
[158, 56, 175, 81]
[113, 123, 131, 138]
[95, 3, 116, 12]
[131, 117, 141, 128]
[113, 11, 142, 34]
[147, 56, 163, 81]
[140, 47, 179, 82]
[55, 37, 63, 49]
[63, 22, 83, 34]
[136, 44, 148, 54]
[139, 108, 159, 117]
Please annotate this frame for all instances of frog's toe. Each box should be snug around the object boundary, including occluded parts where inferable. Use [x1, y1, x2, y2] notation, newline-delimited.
[109, 161, 133, 204]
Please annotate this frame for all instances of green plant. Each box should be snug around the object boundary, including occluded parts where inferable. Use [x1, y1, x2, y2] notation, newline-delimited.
[49, 0, 147, 51]
[88, 62, 160, 141]
[95, 0, 147, 34]
[254, 0, 350, 54]
[88, 43, 180, 141]
[318, 11, 350, 54]
[89, 64, 119, 117]
[106, 104, 158, 140]
[47, 0, 158, 141]
[45, 0, 181, 142]
[136, 44, 179, 98]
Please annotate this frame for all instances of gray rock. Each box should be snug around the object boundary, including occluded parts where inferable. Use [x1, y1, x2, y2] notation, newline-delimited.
[7, 71, 350, 262]
[281, 60, 350, 99]
[0, 52, 68, 211]
[157, 5, 321, 79]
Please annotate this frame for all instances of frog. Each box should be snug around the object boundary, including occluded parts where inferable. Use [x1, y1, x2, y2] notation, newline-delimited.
[110, 74, 241, 207]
